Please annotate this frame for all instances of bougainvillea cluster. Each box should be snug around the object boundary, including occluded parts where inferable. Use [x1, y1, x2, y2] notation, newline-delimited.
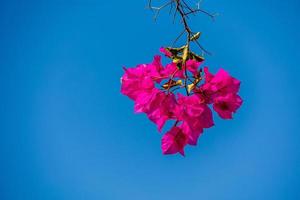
[121, 0, 243, 156]
[121, 48, 242, 156]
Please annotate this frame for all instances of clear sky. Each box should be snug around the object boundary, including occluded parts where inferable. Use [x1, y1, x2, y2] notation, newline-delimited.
[1, 0, 300, 199]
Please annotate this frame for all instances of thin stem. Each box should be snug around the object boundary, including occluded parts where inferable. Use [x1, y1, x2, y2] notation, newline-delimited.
[171, 29, 186, 47]
[185, 9, 218, 20]
[175, 0, 192, 96]
[149, 0, 174, 21]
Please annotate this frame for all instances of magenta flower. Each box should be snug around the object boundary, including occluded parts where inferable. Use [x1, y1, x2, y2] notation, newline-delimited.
[202, 67, 241, 96]
[160, 47, 173, 58]
[213, 93, 243, 119]
[161, 126, 189, 156]
[181, 121, 203, 146]
[135, 91, 177, 131]
[121, 67, 155, 100]
[175, 94, 214, 145]
[176, 94, 214, 128]
[203, 66, 214, 82]
[121, 56, 164, 100]
[146, 92, 177, 131]
[185, 59, 202, 77]
[146, 56, 164, 83]
[133, 88, 161, 113]
[161, 62, 185, 79]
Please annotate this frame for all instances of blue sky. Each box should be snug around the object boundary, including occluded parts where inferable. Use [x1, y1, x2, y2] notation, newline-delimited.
[1, 0, 300, 199]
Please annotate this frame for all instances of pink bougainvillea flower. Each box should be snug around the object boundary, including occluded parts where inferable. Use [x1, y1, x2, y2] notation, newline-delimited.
[175, 94, 214, 145]
[203, 66, 214, 83]
[134, 90, 177, 131]
[161, 62, 185, 79]
[213, 93, 243, 119]
[181, 121, 203, 146]
[133, 88, 161, 113]
[121, 67, 155, 100]
[159, 47, 173, 57]
[185, 59, 202, 77]
[146, 92, 177, 131]
[121, 56, 164, 100]
[146, 55, 164, 83]
[202, 67, 241, 95]
[161, 126, 189, 156]
[176, 94, 214, 128]
[197, 67, 242, 105]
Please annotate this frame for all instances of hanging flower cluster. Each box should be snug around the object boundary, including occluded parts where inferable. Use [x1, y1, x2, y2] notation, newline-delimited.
[121, 47, 242, 156]
[120, 0, 243, 156]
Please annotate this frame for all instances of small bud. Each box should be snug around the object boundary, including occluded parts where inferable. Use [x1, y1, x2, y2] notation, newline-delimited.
[176, 80, 183, 85]
[182, 45, 189, 63]
[188, 77, 201, 92]
[162, 79, 183, 89]
[187, 83, 195, 93]
[190, 32, 201, 41]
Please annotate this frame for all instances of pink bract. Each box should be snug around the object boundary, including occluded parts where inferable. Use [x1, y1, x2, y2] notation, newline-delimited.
[185, 59, 202, 76]
[160, 47, 173, 57]
[161, 62, 184, 79]
[202, 67, 241, 95]
[161, 126, 189, 156]
[213, 93, 243, 119]
[147, 93, 177, 132]
[121, 68, 155, 100]
[175, 94, 214, 145]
